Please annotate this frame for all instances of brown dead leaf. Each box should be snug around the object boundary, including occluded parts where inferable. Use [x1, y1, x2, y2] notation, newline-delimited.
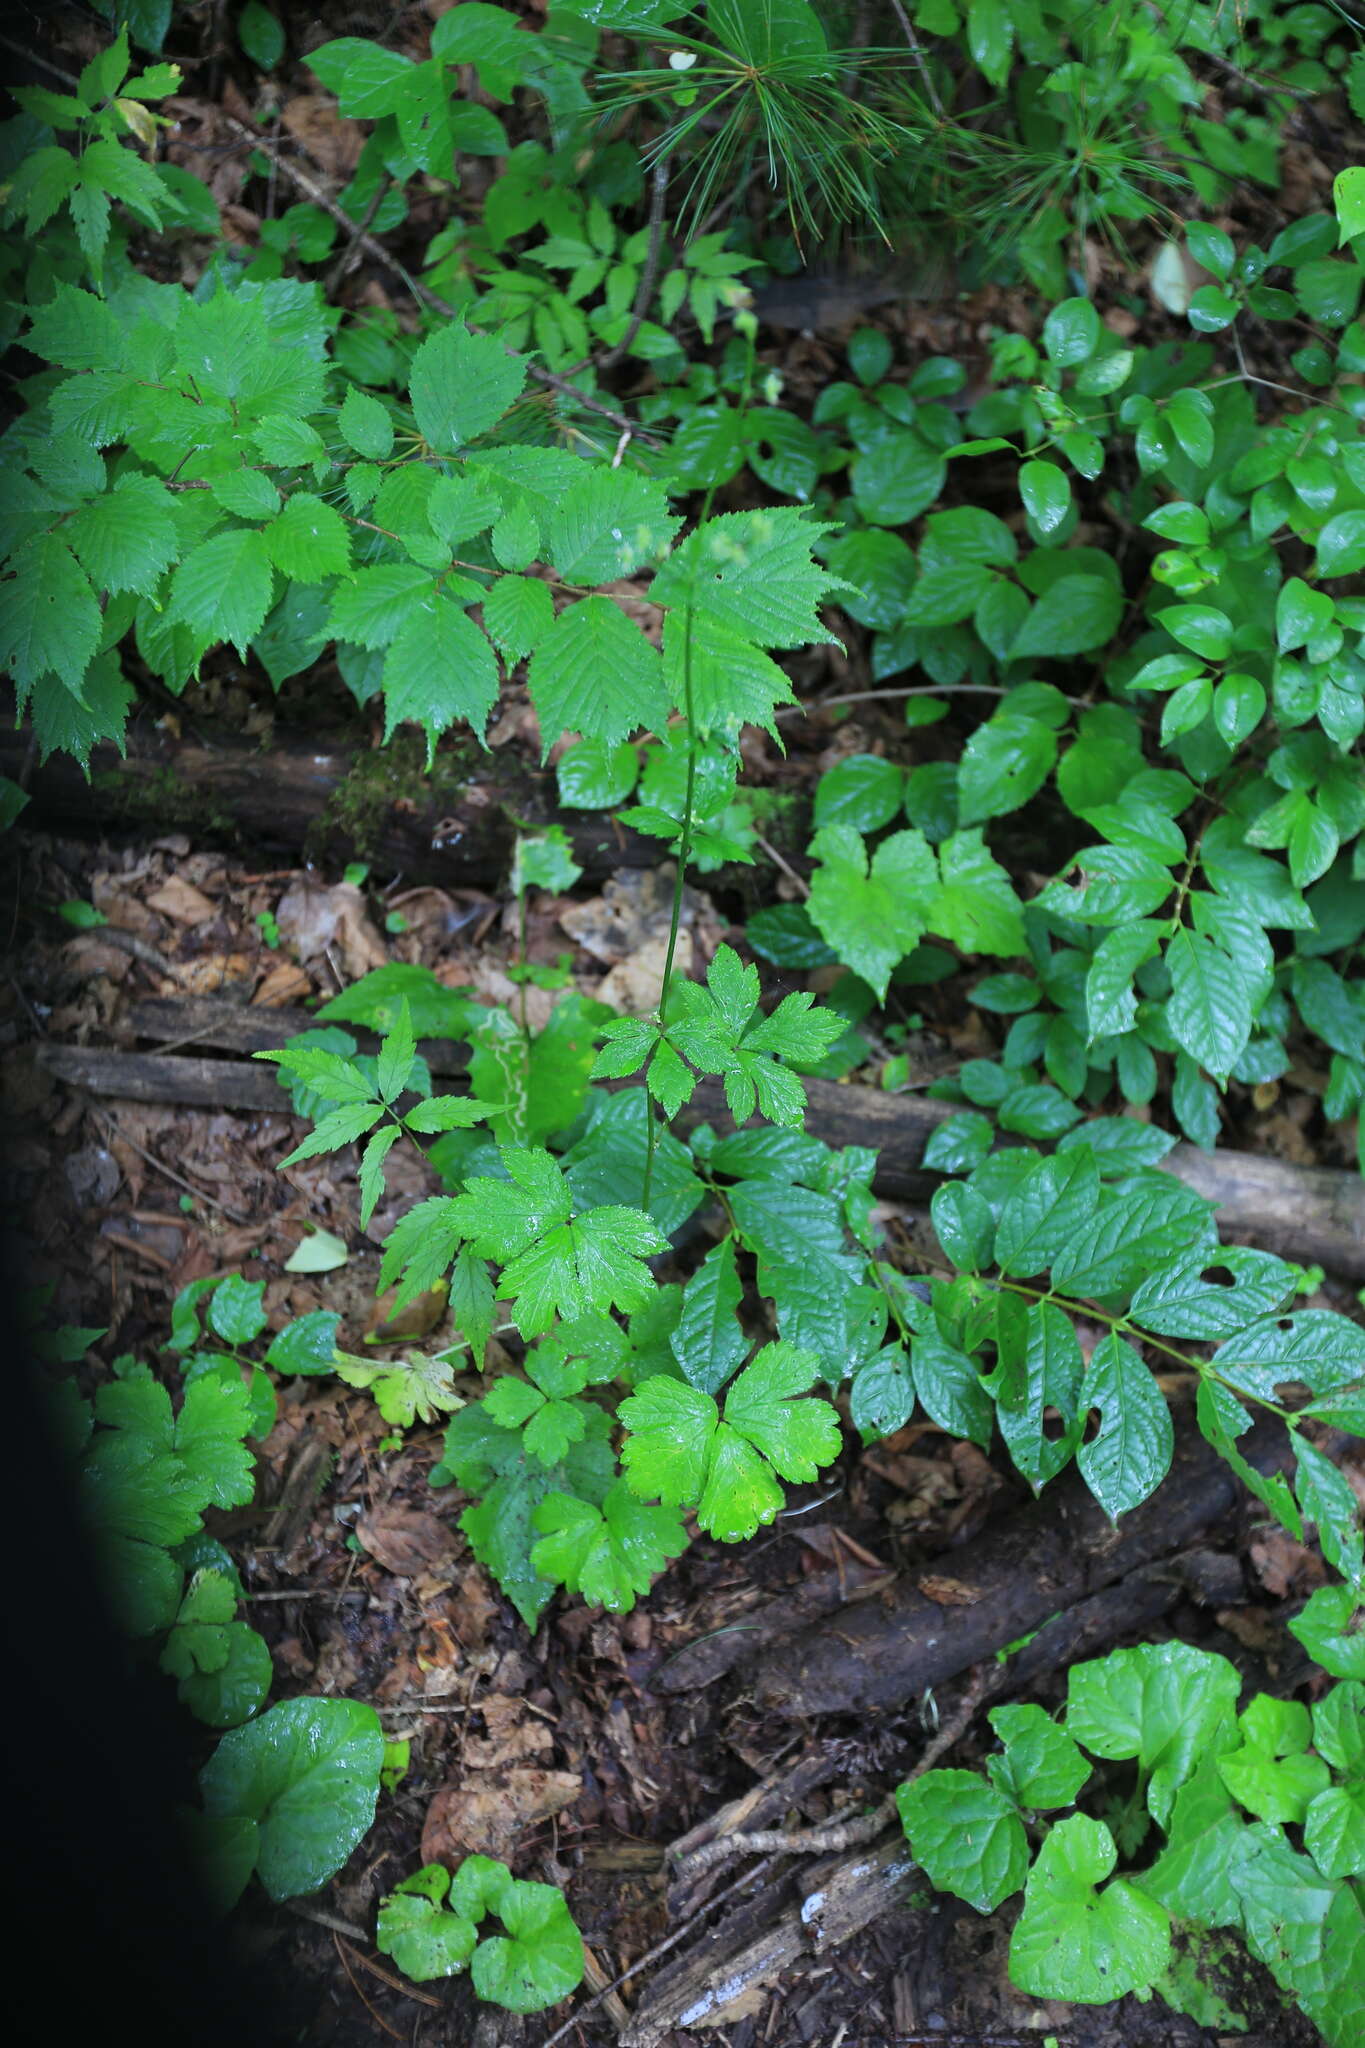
[596, 934, 688, 1016]
[252, 960, 313, 1007]
[275, 878, 387, 979]
[357, 1507, 458, 1579]
[1250, 1527, 1321, 1599]
[146, 876, 217, 925]
[60, 935, 132, 983]
[916, 1574, 983, 1606]
[559, 865, 682, 963]
[449, 1570, 500, 1650]
[279, 94, 365, 178]
[421, 1768, 582, 1866]
[170, 953, 256, 994]
[464, 1694, 554, 1770]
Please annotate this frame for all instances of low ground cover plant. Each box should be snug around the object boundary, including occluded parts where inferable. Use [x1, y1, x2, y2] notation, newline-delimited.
[6, 4, 1364, 2038]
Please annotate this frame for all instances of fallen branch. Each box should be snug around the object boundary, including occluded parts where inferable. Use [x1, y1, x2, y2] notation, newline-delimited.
[743, 1415, 1288, 1718]
[38, 1000, 1365, 1276]
[0, 722, 662, 888]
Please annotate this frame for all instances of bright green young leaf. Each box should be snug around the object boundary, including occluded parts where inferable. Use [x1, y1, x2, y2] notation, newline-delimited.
[1009, 1814, 1171, 2002]
[807, 824, 937, 1000]
[618, 1342, 841, 1542]
[470, 1873, 585, 2014]
[897, 1769, 1029, 1912]
[530, 1480, 686, 1613]
[988, 1705, 1093, 1811]
[1067, 1643, 1242, 1828]
[377, 1866, 478, 1981]
[1217, 1693, 1331, 1825]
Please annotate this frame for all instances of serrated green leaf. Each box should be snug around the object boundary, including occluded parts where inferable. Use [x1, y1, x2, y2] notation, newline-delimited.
[807, 824, 936, 1000]
[0, 533, 101, 693]
[651, 508, 840, 650]
[408, 324, 526, 452]
[167, 527, 274, 658]
[264, 493, 351, 582]
[382, 592, 499, 761]
[527, 595, 669, 752]
[898, 1769, 1029, 1912]
[530, 1480, 686, 1613]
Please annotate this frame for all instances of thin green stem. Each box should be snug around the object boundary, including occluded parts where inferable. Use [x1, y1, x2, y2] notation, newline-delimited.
[641, 598, 697, 1211]
[516, 888, 531, 1048]
[640, 320, 757, 1209]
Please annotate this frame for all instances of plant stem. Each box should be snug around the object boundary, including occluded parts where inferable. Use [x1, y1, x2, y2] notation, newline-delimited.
[641, 597, 697, 1211]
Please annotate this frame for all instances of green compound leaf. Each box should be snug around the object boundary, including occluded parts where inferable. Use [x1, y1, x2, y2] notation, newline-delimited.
[1009, 1814, 1171, 2003]
[806, 823, 937, 1000]
[408, 324, 527, 452]
[618, 1342, 841, 1542]
[897, 1768, 1029, 1912]
[665, 942, 843, 1126]
[446, 1147, 665, 1336]
[530, 1479, 686, 1613]
[198, 1696, 383, 1901]
[1066, 1643, 1242, 1829]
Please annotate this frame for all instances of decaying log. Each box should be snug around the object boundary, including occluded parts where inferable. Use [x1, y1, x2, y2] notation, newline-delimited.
[119, 1001, 1365, 1275]
[122, 996, 471, 1075]
[36, 996, 1365, 1275]
[37, 1044, 287, 1113]
[689, 1073, 1365, 1278]
[741, 1415, 1289, 1718]
[0, 721, 662, 886]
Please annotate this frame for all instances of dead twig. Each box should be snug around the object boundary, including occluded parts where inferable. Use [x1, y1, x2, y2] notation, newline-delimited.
[540, 1858, 778, 2048]
[671, 1664, 995, 1880]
